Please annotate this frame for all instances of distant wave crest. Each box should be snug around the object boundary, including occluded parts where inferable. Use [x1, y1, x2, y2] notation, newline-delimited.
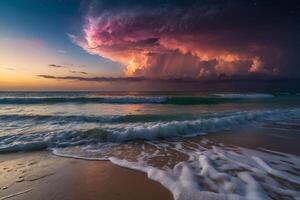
[212, 93, 274, 99]
[0, 96, 167, 104]
[0, 93, 280, 105]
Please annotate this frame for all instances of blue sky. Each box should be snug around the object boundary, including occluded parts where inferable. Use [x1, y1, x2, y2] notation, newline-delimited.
[0, 0, 122, 78]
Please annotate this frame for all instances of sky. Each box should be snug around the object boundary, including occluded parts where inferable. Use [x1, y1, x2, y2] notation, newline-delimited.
[0, 0, 299, 91]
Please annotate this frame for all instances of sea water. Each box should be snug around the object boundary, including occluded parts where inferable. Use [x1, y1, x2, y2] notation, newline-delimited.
[0, 91, 300, 199]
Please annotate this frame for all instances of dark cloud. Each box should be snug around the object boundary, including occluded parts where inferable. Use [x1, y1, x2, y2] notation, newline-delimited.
[38, 73, 298, 83]
[0, 66, 16, 71]
[38, 75, 148, 82]
[4, 67, 15, 71]
[69, 70, 88, 75]
[49, 64, 66, 68]
[71, 0, 300, 79]
[49, 64, 89, 75]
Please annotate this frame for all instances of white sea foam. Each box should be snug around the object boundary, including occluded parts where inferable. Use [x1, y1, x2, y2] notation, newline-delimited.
[213, 93, 274, 99]
[100, 96, 167, 103]
[86, 108, 300, 142]
[0, 108, 299, 153]
[54, 139, 300, 200]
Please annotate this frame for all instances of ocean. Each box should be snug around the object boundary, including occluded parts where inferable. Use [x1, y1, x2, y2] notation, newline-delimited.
[1, 91, 300, 199]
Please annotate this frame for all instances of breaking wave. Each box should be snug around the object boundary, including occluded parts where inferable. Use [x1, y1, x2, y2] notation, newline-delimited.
[0, 108, 299, 153]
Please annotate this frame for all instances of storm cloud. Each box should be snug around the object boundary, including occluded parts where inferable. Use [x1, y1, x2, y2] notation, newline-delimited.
[71, 0, 300, 79]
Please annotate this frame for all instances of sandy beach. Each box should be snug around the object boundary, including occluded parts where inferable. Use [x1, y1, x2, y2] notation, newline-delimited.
[0, 151, 173, 200]
[1, 127, 299, 200]
[207, 126, 300, 156]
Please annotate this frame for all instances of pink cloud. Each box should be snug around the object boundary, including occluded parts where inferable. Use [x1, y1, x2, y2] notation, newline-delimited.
[70, 2, 289, 78]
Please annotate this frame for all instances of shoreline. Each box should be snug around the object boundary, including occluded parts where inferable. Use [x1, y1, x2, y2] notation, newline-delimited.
[1, 128, 300, 200]
[0, 151, 173, 200]
[206, 126, 300, 156]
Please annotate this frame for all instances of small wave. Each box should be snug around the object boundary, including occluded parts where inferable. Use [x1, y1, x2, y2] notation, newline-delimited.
[0, 96, 167, 104]
[0, 114, 117, 123]
[98, 109, 299, 142]
[0, 114, 197, 123]
[0, 108, 299, 153]
[0, 94, 281, 105]
[212, 93, 274, 99]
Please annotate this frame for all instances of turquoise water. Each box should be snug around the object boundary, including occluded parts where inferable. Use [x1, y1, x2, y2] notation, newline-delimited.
[0, 92, 300, 152]
[1, 92, 300, 199]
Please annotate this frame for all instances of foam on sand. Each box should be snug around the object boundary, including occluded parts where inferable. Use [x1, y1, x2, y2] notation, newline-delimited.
[54, 138, 300, 200]
[111, 141, 300, 200]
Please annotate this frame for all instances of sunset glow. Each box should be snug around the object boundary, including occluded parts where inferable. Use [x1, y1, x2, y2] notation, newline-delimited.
[0, 0, 299, 90]
[0, 2, 300, 200]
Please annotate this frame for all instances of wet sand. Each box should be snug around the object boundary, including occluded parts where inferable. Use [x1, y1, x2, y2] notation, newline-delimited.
[1, 126, 299, 200]
[206, 126, 300, 155]
[0, 152, 173, 200]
